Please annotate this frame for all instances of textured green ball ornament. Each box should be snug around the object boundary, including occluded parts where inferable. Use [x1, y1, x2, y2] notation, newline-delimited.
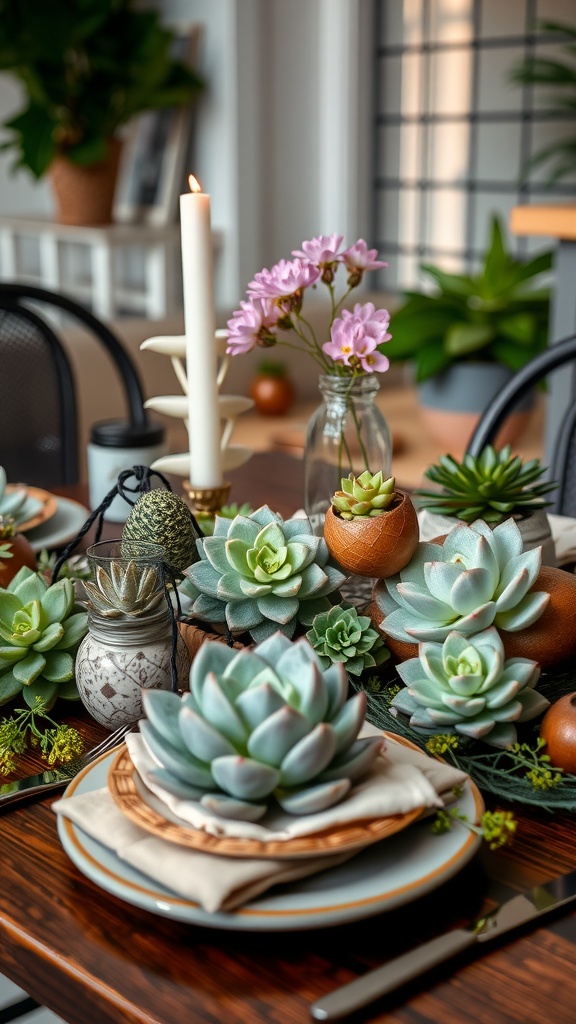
[122, 490, 201, 577]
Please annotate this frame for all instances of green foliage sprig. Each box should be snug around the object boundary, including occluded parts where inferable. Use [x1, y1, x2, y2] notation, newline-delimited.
[0, 698, 84, 777]
[432, 802, 517, 850]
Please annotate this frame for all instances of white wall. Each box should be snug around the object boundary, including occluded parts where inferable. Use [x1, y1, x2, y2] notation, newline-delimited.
[0, 0, 373, 312]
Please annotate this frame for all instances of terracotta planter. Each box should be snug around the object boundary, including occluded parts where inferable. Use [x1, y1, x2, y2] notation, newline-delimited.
[324, 490, 419, 578]
[371, 565, 576, 671]
[417, 363, 535, 455]
[49, 137, 122, 226]
[0, 532, 37, 589]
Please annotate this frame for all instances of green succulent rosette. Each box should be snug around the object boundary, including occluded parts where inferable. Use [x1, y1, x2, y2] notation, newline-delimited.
[391, 626, 548, 749]
[375, 517, 549, 645]
[180, 505, 347, 642]
[331, 471, 395, 519]
[0, 566, 88, 707]
[140, 631, 384, 821]
[307, 605, 390, 676]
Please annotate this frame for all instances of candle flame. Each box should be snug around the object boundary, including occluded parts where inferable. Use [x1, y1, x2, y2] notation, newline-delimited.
[188, 174, 202, 194]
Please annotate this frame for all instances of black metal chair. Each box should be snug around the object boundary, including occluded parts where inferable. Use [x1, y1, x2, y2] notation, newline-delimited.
[0, 282, 149, 488]
[466, 334, 576, 516]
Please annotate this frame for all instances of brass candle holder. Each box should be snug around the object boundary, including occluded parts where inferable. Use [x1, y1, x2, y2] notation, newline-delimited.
[182, 480, 231, 515]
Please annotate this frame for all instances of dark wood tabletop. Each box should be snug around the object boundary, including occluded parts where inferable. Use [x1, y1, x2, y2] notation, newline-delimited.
[1, 451, 575, 1024]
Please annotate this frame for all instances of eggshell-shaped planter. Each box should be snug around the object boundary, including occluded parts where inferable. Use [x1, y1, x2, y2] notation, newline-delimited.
[371, 565, 576, 670]
[324, 490, 419, 578]
[539, 693, 576, 774]
[0, 532, 37, 588]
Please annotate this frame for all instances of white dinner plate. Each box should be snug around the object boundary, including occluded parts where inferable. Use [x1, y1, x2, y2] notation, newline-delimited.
[25, 496, 90, 553]
[57, 749, 484, 932]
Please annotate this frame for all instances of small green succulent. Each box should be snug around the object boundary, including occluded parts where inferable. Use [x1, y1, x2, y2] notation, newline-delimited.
[414, 445, 557, 524]
[306, 605, 390, 677]
[83, 561, 164, 619]
[0, 467, 35, 525]
[391, 627, 548, 749]
[140, 631, 383, 820]
[195, 502, 254, 538]
[0, 567, 88, 708]
[180, 505, 346, 643]
[331, 471, 396, 519]
[375, 517, 549, 646]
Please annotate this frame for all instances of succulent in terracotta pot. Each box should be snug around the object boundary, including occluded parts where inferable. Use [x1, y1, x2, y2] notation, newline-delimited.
[391, 626, 547, 749]
[179, 504, 346, 642]
[372, 517, 576, 669]
[324, 472, 419, 578]
[140, 631, 384, 820]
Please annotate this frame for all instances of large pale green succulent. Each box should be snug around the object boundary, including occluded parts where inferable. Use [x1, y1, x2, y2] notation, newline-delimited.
[375, 517, 549, 645]
[180, 505, 347, 642]
[306, 604, 390, 677]
[0, 566, 88, 707]
[391, 627, 548, 748]
[140, 632, 383, 820]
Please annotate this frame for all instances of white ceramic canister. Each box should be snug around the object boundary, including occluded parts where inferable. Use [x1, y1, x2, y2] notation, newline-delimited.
[87, 419, 166, 521]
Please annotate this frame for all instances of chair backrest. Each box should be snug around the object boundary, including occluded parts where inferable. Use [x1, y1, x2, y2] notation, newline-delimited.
[0, 283, 148, 487]
[465, 334, 576, 516]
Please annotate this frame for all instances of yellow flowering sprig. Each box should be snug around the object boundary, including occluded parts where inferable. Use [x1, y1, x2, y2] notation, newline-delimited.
[432, 802, 517, 851]
[0, 697, 84, 776]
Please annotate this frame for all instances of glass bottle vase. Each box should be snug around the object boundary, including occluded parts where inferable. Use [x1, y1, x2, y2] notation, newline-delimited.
[304, 374, 392, 535]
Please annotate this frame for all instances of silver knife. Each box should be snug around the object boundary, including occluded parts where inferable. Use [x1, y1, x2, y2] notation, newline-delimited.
[310, 868, 576, 1021]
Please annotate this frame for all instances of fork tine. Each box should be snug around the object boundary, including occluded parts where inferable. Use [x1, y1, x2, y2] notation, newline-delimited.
[84, 722, 134, 763]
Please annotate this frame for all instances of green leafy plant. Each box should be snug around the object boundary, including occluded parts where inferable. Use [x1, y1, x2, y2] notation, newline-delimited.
[195, 502, 254, 538]
[331, 471, 396, 519]
[384, 217, 551, 383]
[375, 517, 549, 645]
[510, 20, 576, 183]
[414, 445, 557, 524]
[0, 0, 204, 178]
[140, 632, 383, 820]
[179, 504, 346, 643]
[0, 566, 88, 707]
[391, 626, 548, 748]
[306, 604, 390, 676]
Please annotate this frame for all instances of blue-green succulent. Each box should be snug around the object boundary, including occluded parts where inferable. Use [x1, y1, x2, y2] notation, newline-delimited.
[180, 505, 347, 642]
[306, 604, 390, 677]
[374, 517, 549, 645]
[0, 566, 88, 707]
[391, 626, 548, 748]
[140, 631, 383, 820]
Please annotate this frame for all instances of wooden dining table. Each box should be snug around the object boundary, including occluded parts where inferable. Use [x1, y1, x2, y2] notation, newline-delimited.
[1, 450, 576, 1024]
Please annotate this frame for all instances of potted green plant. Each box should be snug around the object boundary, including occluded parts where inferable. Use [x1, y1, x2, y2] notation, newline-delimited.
[0, 0, 204, 225]
[323, 471, 419, 578]
[384, 217, 551, 449]
[414, 445, 558, 565]
[510, 20, 576, 184]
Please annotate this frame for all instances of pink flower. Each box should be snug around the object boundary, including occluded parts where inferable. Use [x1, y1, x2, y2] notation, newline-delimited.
[247, 258, 320, 302]
[340, 302, 392, 346]
[342, 241, 387, 284]
[323, 313, 390, 374]
[292, 235, 345, 265]
[226, 298, 279, 355]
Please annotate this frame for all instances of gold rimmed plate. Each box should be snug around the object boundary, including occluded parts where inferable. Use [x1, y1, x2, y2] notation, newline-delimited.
[107, 737, 426, 860]
[6, 485, 58, 532]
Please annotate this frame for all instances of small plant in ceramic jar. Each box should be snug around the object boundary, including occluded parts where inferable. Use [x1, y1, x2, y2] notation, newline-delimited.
[324, 471, 419, 578]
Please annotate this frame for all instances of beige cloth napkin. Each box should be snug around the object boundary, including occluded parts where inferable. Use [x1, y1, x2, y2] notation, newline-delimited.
[54, 729, 467, 914]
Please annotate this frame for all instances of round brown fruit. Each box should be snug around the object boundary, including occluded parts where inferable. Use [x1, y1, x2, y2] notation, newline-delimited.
[540, 693, 576, 774]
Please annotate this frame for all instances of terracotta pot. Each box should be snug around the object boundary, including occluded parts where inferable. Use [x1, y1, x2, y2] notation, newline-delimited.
[417, 363, 535, 455]
[324, 490, 419, 578]
[49, 137, 123, 226]
[371, 565, 576, 671]
[540, 693, 576, 773]
[0, 532, 37, 589]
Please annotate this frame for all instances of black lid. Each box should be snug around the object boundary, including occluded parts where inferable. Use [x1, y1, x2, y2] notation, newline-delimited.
[90, 419, 165, 448]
